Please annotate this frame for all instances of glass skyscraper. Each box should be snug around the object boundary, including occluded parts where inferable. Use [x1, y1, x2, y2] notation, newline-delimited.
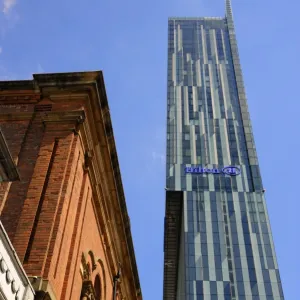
[163, 1, 284, 299]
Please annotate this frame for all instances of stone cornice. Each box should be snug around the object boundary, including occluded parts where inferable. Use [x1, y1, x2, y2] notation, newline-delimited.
[0, 80, 34, 91]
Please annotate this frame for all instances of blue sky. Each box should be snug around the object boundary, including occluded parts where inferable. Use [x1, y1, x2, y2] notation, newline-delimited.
[0, 0, 299, 298]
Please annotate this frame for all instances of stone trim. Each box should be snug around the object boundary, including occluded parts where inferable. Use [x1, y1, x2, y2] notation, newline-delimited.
[0, 221, 34, 299]
[0, 128, 19, 181]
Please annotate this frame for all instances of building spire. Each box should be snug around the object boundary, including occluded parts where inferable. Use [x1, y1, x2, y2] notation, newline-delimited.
[225, 0, 233, 21]
[225, 0, 234, 31]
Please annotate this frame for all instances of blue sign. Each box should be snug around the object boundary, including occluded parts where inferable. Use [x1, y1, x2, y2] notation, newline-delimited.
[185, 166, 241, 176]
[222, 166, 241, 176]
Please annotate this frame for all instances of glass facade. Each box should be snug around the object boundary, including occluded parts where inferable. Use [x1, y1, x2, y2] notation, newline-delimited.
[165, 1, 284, 299]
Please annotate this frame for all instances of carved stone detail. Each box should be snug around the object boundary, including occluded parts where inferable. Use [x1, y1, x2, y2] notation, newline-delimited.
[84, 151, 94, 170]
[81, 254, 91, 281]
[80, 281, 95, 300]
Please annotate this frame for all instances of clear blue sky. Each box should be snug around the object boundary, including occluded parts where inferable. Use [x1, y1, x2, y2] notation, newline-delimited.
[0, 0, 298, 298]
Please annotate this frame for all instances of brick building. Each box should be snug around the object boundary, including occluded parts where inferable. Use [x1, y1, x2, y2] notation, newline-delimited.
[0, 72, 142, 300]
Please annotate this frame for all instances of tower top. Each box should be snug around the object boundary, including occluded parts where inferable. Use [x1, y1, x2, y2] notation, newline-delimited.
[225, 0, 235, 31]
[225, 0, 233, 19]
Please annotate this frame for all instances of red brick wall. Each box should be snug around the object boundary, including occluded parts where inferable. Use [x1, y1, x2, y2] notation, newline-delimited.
[0, 102, 114, 299]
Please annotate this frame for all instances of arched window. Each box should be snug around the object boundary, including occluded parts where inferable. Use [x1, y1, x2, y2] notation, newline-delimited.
[94, 274, 101, 300]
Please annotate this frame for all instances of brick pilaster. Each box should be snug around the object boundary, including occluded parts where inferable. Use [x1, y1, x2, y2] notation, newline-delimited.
[1, 117, 45, 240]
[23, 131, 75, 275]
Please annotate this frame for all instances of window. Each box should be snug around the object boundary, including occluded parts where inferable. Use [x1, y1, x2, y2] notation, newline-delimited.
[94, 275, 101, 300]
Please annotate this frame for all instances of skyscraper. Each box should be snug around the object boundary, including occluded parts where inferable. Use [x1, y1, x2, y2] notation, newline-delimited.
[163, 1, 284, 299]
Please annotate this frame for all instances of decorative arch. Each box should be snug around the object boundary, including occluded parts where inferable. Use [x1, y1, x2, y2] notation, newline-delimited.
[88, 250, 97, 271]
[80, 252, 107, 300]
[97, 258, 107, 299]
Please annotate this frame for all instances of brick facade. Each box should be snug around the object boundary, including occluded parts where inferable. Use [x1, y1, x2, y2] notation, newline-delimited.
[0, 72, 141, 300]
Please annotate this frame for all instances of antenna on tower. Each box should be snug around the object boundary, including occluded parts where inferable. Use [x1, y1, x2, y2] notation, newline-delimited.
[225, 0, 233, 20]
[225, 0, 235, 31]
